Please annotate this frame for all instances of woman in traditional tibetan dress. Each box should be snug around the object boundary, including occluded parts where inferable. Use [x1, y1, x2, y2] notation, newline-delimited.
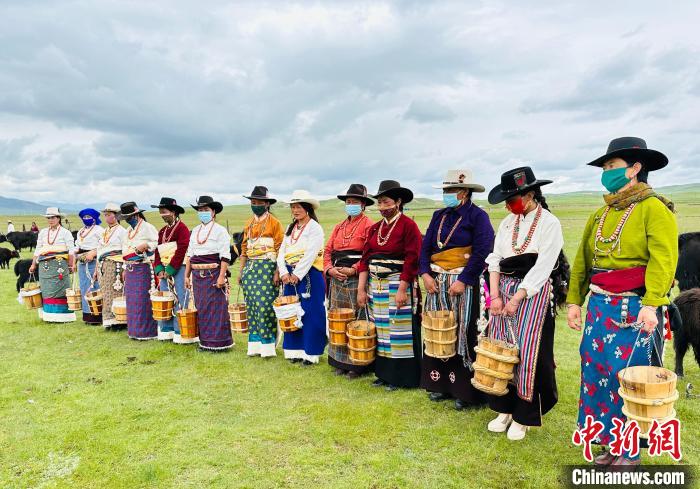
[567, 137, 678, 468]
[96, 203, 128, 328]
[151, 197, 191, 343]
[276, 190, 327, 365]
[419, 170, 494, 410]
[185, 196, 233, 351]
[325, 184, 375, 378]
[484, 167, 568, 441]
[74, 208, 105, 325]
[120, 201, 159, 340]
[239, 186, 284, 358]
[29, 207, 77, 323]
[357, 180, 423, 391]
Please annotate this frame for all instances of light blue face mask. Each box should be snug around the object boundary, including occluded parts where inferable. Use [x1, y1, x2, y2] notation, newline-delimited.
[443, 193, 461, 208]
[198, 211, 213, 224]
[345, 204, 362, 217]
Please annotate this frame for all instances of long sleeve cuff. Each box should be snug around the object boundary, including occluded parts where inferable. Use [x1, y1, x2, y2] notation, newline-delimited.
[154, 264, 165, 274]
[641, 295, 670, 307]
[165, 264, 178, 276]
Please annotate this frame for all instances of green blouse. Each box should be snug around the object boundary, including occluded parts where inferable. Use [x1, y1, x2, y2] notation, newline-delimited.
[567, 196, 678, 307]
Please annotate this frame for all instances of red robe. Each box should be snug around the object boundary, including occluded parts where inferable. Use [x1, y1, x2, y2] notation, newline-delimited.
[357, 214, 422, 283]
[154, 220, 190, 276]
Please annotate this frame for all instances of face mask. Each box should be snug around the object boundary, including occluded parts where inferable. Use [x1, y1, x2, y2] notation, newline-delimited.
[251, 205, 267, 217]
[345, 204, 362, 217]
[126, 216, 138, 228]
[443, 193, 460, 208]
[505, 196, 528, 215]
[198, 211, 213, 224]
[601, 167, 631, 193]
[81, 217, 95, 226]
[379, 205, 398, 220]
[161, 214, 175, 225]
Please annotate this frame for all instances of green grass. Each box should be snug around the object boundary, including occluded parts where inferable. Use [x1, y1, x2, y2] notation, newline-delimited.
[0, 192, 699, 488]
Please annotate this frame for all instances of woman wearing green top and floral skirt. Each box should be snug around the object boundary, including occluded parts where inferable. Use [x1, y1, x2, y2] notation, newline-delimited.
[566, 137, 678, 468]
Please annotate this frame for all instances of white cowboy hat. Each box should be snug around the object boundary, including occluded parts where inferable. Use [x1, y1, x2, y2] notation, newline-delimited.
[287, 189, 320, 210]
[43, 207, 65, 218]
[101, 202, 121, 213]
[432, 169, 485, 193]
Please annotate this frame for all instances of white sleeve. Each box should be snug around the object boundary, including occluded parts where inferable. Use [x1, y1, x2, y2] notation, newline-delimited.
[219, 226, 231, 261]
[186, 231, 195, 257]
[277, 235, 288, 276]
[519, 215, 564, 298]
[146, 224, 158, 252]
[292, 222, 324, 280]
[486, 219, 508, 272]
[65, 228, 76, 256]
[34, 230, 45, 257]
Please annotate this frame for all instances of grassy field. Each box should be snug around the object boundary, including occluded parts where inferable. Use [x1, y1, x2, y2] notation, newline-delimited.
[1, 191, 699, 488]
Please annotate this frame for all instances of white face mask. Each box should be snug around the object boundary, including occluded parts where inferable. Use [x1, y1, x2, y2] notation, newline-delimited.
[198, 211, 213, 224]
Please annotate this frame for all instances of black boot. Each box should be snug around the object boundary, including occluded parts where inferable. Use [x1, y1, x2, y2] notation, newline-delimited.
[429, 392, 450, 402]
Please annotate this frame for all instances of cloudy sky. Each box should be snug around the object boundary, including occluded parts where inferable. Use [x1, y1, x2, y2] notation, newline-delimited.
[0, 0, 698, 206]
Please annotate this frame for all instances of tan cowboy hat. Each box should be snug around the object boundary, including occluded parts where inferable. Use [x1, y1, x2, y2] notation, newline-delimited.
[432, 169, 485, 193]
[43, 207, 65, 218]
[102, 202, 121, 213]
[287, 189, 320, 210]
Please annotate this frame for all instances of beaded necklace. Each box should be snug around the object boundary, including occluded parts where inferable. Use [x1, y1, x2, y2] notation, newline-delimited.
[437, 214, 462, 249]
[247, 213, 268, 244]
[103, 224, 120, 245]
[511, 205, 542, 255]
[47, 226, 60, 245]
[162, 219, 180, 242]
[593, 202, 637, 264]
[339, 215, 363, 247]
[79, 224, 96, 240]
[289, 219, 309, 245]
[128, 219, 143, 240]
[377, 213, 401, 247]
[196, 221, 216, 245]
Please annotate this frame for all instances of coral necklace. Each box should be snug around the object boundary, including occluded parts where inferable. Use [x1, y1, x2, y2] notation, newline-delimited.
[196, 221, 215, 245]
[79, 224, 95, 239]
[289, 220, 309, 245]
[593, 203, 637, 264]
[437, 215, 462, 249]
[162, 220, 180, 242]
[103, 224, 119, 244]
[128, 219, 143, 240]
[47, 226, 60, 245]
[339, 216, 363, 247]
[511, 205, 542, 255]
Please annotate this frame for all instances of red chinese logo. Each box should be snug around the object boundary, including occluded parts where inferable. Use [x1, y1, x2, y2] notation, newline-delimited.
[648, 418, 682, 461]
[572, 415, 604, 462]
[609, 417, 640, 458]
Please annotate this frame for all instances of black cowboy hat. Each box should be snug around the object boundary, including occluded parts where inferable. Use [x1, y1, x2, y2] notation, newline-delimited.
[488, 167, 552, 205]
[150, 197, 185, 215]
[242, 185, 277, 204]
[119, 201, 145, 217]
[587, 136, 668, 171]
[372, 180, 414, 204]
[191, 195, 223, 214]
[337, 183, 374, 206]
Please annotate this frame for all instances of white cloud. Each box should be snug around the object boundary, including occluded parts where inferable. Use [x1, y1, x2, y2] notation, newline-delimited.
[0, 0, 698, 207]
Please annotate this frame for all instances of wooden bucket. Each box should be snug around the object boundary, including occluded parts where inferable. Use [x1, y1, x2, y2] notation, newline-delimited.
[470, 335, 520, 396]
[66, 288, 82, 311]
[150, 290, 175, 321]
[347, 320, 377, 365]
[177, 309, 198, 339]
[618, 366, 679, 438]
[422, 310, 457, 359]
[274, 295, 300, 332]
[85, 291, 103, 315]
[111, 298, 128, 323]
[228, 303, 249, 333]
[22, 283, 42, 310]
[328, 308, 354, 346]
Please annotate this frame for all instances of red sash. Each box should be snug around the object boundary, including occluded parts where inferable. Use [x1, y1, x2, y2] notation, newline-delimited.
[590, 266, 646, 293]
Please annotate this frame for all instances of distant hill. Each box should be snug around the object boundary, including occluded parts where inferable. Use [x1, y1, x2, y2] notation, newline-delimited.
[0, 196, 46, 215]
[0, 182, 697, 215]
